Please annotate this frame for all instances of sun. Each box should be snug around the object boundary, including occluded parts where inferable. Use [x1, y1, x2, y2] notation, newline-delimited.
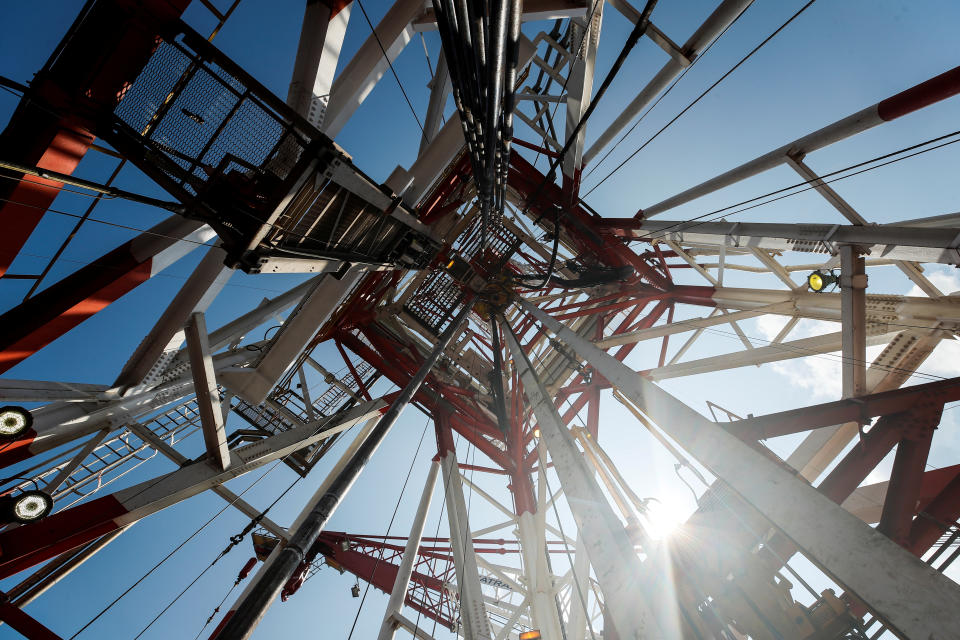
[642, 499, 684, 540]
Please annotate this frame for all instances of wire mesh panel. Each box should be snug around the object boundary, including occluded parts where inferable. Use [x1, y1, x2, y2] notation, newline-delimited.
[405, 212, 519, 335]
[405, 269, 466, 336]
[113, 29, 316, 201]
[101, 21, 440, 274]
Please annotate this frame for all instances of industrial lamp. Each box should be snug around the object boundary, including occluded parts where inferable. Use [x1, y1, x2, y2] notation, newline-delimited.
[519, 631, 542, 640]
[0, 406, 32, 439]
[1, 490, 53, 524]
[807, 269, 838, 293]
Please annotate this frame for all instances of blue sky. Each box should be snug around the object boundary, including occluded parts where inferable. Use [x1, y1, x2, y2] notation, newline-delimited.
[1, 0, 959, 638]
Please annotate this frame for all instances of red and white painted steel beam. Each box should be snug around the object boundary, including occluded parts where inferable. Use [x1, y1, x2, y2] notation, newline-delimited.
[641, 64, 960, 217]
[0, 399, 385, 580]
[0, 0, 192, 278]
[0, 216, 215, 374]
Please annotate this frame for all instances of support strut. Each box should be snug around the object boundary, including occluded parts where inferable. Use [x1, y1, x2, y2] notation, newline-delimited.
[213, 300, 475, 640]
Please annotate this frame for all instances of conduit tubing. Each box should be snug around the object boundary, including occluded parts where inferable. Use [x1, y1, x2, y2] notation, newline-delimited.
[431, 0, 520, 243]
[213, 301, 475, 640]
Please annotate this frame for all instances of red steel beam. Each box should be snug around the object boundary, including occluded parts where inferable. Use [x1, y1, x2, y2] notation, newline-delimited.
[908, 471, 960, 558]
[878, 426, 936, 544]
[0, 603, 64, 640]
[727, 376, 960, 441]
[817, 414, 904, 505]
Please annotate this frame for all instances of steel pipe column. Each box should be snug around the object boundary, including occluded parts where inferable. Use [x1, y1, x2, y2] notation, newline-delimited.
[377, 459, 440, 640]
[436, 415, 494, 640]
[840, 245, 867, 398]
[212, 416, 381, 636]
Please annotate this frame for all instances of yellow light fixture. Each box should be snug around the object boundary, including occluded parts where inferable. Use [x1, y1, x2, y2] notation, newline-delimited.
[533, 427, 541, 438]
[446, 259, 455, 269]
[807, 269, 838, 293]
[519, 631, 542, 640]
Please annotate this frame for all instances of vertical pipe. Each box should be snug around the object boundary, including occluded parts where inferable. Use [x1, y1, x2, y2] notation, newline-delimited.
[500, 315, 666, 639]
[214, 301, 474, 640]
[488, 311, 510, 436]
[377, 460, 440, 640]
[437, 413, 493, 640]
[213, 415, 381, 637]
[840, 245, 866, 398]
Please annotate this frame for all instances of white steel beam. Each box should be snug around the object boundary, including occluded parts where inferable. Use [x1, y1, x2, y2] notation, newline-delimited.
[185, 311, 229, 471]
[323, 0, 423, 138]
[519, 296, 960, 639]
[440, 448, 494, 640]
[0, 380, 111, 403]
[219, 272, 361, 405]
[515, 459, 564, 640]
[377, 460, 440, 640]
[786, 154, 946, 298]
[649, 329, 897, 381]
[20, 347, 258, 461]
[0, 402, 385, 581]
[584, 0, 753, 164]
[643, 66, 960, 217]
[627, 220, 960, 265]
[114, 244, 232, 393]
[502, 319, 666, 639]
[124, 421, 287, 539]
[205, 276, 320, 353]
[419, 50, 452, 156]
[711, 286, 960, 328]
[288, 0, 353, 127]
[839, 246, 867, 398]
[562, 5, 603, 182]
[596, 302, 793, 348]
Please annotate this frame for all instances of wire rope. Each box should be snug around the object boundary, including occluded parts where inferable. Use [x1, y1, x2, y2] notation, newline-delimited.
[354, 0, 425, 133]
[344, 414, 431, 640]
[626, 128, 960, 244]
[518, 0, 660, 290]
[583, 0, 818, 198]
[68, 460, 284, 639]
[130, 470, 307, 640]
[581, 0, 752, 183]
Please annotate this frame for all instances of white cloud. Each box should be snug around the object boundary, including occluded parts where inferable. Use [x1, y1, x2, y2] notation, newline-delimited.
[756, 266, 960, 399]
[755, 314, 789, 341]
[905, 266, 960, 299]
[765, 318, 853, 401]
[904, 266, 960, 381]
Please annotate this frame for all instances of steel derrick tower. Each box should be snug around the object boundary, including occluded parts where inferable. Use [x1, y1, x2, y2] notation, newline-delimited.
[0, 1, 959, 639]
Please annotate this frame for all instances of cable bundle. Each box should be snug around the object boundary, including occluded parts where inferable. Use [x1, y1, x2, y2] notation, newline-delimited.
[431, 0, 522, 246]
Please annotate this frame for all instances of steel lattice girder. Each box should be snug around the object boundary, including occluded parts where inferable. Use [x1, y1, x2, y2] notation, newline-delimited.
[2, 1, 960, 639]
